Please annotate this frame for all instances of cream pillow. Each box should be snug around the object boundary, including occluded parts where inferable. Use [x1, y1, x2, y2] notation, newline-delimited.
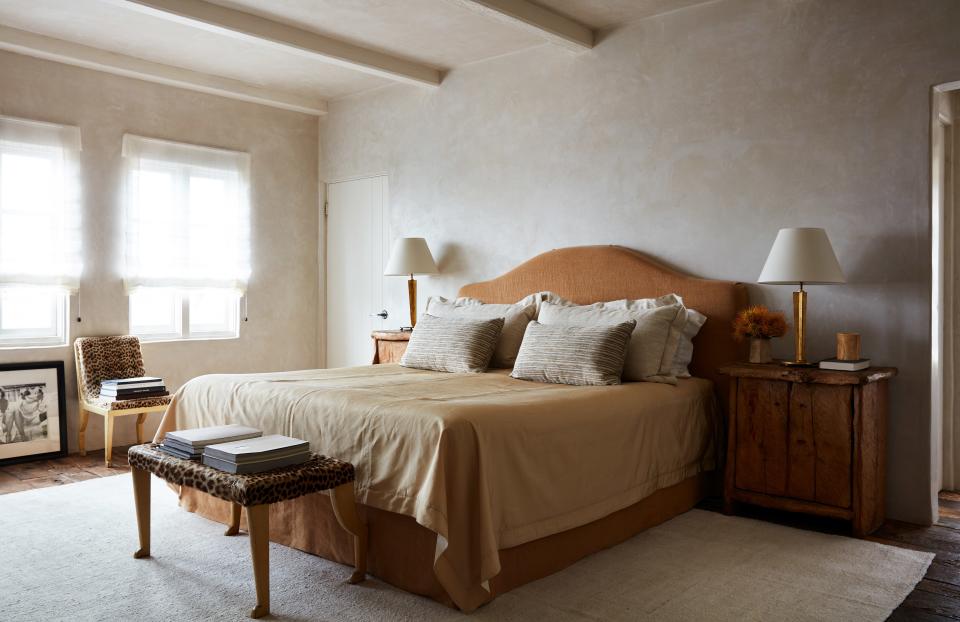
[538, 300, 684, 384]
[425, 294, 538, 368]
[672, 306, 706, 378]
[542, 292, 706, 378]
[604, 295, 706, 378]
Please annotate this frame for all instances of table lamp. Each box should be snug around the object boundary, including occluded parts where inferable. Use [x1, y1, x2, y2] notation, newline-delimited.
[384, 237, 438, 329]
[758, 228, 845, 366]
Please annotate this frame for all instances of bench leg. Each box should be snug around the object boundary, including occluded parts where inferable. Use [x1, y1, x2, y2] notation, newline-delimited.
[330, 482, 367, 584]
[247, 504, 270, 619]
[225, 503, 242, 536]
[78, 409, 89, 456]
[132, 467, 151, 559]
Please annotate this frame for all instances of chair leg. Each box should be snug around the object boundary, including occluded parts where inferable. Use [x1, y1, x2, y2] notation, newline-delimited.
[330, 483, 368, 584]
[135, 413, 147, 445]
[104, 414, 115, 467]
[247, 504, 270, 619]
[225, 503, 242, 536]
[132, 467, 151, 558]
[78, 409, 89, 456]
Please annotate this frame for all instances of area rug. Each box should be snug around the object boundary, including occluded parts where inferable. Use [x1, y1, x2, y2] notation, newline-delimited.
[0, 474, 931, 621]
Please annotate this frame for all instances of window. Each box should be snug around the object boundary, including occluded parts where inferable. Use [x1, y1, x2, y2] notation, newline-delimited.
[122, 135, 249, 341]
[0, 116, 82, 347]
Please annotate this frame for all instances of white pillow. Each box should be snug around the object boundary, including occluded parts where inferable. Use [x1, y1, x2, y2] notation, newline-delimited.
[538, 300, 684, 384]
[425, 293, 538, 368]
[541, 292, 706, 378]
[605, 295, 706, 378]
[672, 306, 706, 378]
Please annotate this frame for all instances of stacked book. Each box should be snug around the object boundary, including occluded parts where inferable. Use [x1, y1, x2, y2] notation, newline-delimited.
[159, 424, 262, 460]
[101, 376, 169, 400]
[203, 435, 311, 474]
[819, 358, 871, 371]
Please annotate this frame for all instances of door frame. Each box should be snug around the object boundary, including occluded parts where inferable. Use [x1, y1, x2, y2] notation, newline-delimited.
[933, 82, 959, 499]
[321, 173, 389, 368]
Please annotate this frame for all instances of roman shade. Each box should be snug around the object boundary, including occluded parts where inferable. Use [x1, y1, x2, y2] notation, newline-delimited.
[122, 134, 251, 293]
[0, 115, 83, 292]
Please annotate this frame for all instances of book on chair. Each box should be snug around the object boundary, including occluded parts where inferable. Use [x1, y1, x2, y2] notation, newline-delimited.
[101, 376, 168, 399]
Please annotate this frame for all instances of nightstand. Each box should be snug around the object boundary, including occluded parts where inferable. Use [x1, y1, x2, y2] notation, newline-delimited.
[718, 362, 897, 536]
[371, 330, 411, 364]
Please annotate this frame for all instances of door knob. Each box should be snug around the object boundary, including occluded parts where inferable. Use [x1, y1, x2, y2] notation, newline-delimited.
[372, 309, 388, 319]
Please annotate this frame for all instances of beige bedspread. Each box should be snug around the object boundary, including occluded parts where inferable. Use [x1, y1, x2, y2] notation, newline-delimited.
[155, 364, 718, 612]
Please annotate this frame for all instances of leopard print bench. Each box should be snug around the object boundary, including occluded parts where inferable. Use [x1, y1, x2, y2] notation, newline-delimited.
[127, 443, 355, 506]
[127, 443, 367, 619]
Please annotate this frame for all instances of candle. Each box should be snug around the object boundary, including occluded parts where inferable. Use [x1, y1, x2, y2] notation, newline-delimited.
[837, 333, 861, 361]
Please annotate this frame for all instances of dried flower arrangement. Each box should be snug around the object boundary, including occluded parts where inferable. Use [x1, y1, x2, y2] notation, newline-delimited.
[733, 305, 788, 341]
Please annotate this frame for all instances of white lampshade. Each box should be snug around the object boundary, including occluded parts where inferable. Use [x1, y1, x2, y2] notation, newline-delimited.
[384, 237, 438, 276]
[758, 228, 845, 285]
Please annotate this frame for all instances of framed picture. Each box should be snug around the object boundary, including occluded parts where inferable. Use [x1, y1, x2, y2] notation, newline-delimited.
[0, 361, 67, 466]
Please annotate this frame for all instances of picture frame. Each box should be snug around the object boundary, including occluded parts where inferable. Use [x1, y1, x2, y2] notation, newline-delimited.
[0, 361, 67, 466]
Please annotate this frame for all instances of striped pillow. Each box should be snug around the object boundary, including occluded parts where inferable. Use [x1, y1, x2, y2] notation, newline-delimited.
[510, 320, 636, 386]
[400, 314, 505, 373]
[425, 294, 537, 368]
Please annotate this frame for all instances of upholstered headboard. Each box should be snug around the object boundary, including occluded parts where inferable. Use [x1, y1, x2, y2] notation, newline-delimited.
[458, 245, 748, 402]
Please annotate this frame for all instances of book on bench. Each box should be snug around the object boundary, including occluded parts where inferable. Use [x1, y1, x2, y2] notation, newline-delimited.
[159, 424, 263, 460]
[202, 435, 311, 474]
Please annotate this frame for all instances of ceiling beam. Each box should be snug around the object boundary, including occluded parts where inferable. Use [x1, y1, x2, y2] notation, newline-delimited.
[0, 26, 327, 116]
[108, 0, 441, 88]
[450, 0, 594, 51]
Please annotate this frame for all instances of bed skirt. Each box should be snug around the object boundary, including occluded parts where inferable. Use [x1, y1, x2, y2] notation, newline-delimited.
[178, 471, 716, 610]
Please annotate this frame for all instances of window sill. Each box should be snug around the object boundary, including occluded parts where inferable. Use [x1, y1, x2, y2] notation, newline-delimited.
[0, 342, 69, 350]
[136, 335, 239, 344]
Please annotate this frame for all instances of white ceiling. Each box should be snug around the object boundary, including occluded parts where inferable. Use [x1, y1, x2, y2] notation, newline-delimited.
[540, 0, 718, 29]
[206, 0, 543, 69]
[0, 0, 718, 112]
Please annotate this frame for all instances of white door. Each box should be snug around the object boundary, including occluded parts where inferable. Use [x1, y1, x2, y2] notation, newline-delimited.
[325, 175, 388, 368]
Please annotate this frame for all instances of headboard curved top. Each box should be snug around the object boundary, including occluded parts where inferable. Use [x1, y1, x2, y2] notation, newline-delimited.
[458, 245, 748, 394]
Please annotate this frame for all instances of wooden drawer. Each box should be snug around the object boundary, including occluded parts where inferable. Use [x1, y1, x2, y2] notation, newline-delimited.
[734, 378, 853, 508]
[375, 339, 408, 364]
[371, 330, 410, 364]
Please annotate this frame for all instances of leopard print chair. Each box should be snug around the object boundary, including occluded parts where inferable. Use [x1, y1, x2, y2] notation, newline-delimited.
[74, 336, 172, 467]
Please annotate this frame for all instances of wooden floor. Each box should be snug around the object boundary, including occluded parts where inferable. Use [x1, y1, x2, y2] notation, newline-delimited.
[0, 446, 131, 494]
[1, 452, 958, 620]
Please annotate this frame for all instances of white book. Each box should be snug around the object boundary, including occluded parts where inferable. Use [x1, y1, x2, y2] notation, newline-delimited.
[203, 452, 310, 474]
[101, 381, 165, 391]
[165, 424, 262, 449]
[204, 435, 309, 463]
[819, 358, 871, 371]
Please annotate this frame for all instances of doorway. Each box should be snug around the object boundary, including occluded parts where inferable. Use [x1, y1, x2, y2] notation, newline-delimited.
[934, 83, 960, 493]
[324, 175, 389, 368]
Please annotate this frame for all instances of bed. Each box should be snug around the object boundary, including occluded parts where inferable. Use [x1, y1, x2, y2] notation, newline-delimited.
[154, 245, 748, 612]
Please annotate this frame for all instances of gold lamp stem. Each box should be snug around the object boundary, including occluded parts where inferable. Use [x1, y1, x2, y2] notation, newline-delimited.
[407, 274, 417, 328]
[789, 283, 807, 366]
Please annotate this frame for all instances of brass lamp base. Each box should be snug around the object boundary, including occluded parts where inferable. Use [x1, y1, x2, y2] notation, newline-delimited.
[781, 360, 816, 367]
[407, 275, 417, 328]
[780, 286, 811, 367]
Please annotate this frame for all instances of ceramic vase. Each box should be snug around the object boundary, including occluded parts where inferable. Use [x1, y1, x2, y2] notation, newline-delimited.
[749, 337, 773, 364]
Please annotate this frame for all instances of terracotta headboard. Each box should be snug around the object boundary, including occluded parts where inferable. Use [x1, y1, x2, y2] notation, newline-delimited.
[458, 245, 748, 403]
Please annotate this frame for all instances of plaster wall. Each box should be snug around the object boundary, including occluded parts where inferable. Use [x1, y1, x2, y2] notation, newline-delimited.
[0, 50, 320, 453]
[320, 0, 960, 523]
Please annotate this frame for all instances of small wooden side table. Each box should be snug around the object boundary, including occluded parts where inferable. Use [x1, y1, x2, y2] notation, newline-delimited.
[718, 362, 897, 536]
[371, 330, 411, 364]
[127, 444, 367, 619]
